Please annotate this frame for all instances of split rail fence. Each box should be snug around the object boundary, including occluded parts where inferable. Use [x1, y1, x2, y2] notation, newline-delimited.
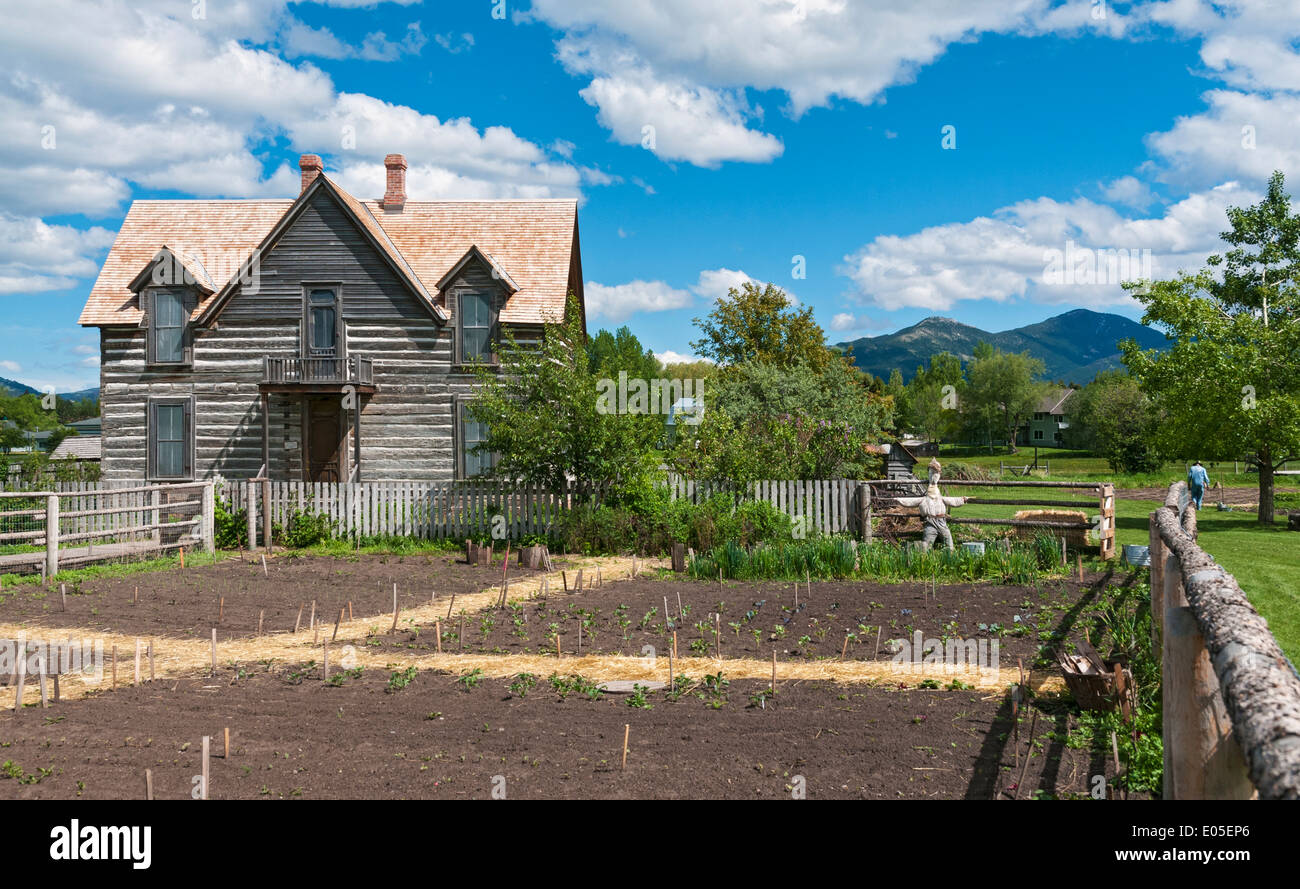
[0, 481, 214, 576]
[1149, 481, 1300, 800]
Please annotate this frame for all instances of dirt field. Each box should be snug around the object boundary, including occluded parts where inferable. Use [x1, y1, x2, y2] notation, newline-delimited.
[373, 571, 1121, 669]
[0, 552, 552, 640]
[0, 552, 1142, 800]
[0, 665, 1119, 800]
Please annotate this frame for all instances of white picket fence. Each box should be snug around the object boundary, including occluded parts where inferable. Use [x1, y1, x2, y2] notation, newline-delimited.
[664, 475, 860, 536]
[4, 476, 865, 548]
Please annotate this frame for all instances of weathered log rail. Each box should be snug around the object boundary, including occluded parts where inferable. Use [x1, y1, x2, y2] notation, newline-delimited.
[1151, 480, 1300, 799]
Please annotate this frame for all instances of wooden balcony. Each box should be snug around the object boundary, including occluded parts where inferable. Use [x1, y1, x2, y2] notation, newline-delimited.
[260, 356, 376, 393]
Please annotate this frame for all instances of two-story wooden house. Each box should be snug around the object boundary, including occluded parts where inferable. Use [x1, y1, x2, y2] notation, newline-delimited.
[79, 153, 585, 483]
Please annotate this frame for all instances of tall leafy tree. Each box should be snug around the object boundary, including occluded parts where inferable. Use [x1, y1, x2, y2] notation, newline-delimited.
[690, 282, 832, 371]
[1122, 171, 1300, 523]
[1063, 370, 1163, 473]
[903, 351, 965, 443]
[962, 343, 1046, 453]
[586, 326, 661, 382]
[468, 294, 662, 495]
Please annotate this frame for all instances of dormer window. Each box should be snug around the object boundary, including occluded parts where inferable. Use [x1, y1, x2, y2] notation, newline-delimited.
[147, 287, 192, 366]
[460, 291, 494, 363]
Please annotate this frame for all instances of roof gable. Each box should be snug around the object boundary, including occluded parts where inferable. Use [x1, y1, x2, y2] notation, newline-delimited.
[126, 246, 216, 296]
[196, 175, 446, 326]
[436, 245, 519, 294]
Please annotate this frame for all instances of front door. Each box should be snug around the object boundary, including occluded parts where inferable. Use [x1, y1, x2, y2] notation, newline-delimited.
[305, 396, 344, 482]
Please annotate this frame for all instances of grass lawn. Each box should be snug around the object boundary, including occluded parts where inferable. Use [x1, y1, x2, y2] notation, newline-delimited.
[939, 444, 1300, 490]
[1111, 498, 1300, 665]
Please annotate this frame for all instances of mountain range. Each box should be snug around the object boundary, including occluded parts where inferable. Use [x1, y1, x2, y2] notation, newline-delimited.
[834, 309, 1170, 383]
[0, 377, 100, 401]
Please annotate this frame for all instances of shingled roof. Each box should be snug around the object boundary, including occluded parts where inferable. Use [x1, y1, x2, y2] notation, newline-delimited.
[79, 163, 580, 328]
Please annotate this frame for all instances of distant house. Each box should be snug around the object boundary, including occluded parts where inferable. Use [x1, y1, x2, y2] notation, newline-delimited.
[1021, 388, 1073, 446]
[67, 417, 102, 437]
[78, 152, 586, 483]
[50, 436, 101, 463]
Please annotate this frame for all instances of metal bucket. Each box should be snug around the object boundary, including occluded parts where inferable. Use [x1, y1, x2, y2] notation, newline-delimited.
[961, 541, 986, 556]
[1123, 544, 1150, 567]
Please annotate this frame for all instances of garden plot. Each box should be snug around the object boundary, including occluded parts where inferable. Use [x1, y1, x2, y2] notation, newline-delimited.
[0, 552, 553, 640]
[373, 571, 1125, 671]
[0, 664, 1123, 800]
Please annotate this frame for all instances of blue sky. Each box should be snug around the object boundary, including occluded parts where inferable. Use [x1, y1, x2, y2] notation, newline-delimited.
[2, 0, 1296, 391]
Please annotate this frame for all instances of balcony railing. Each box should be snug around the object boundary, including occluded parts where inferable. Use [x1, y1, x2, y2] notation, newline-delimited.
[263, 356, 374, 386]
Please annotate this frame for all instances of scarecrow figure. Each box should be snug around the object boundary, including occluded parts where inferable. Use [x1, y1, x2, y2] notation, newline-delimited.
[895, 459, 968, 551]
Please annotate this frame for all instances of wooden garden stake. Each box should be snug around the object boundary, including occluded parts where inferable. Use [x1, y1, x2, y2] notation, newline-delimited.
[435, 620, 442, 654]
[37, 656, 46, 708]
[664, 596, 670, 624]
[209, 630, 216, 675]
[52, 673, 59, 703]
[840, 634, 850, 661]
[133, 586, 138, 605]
[715, 613, 721, 659]
[332, 607, 344, 642]
[294, 604, 303, 634]
[322, 643, 328, 680]
[1013, 708, 1038, 800]
[446, 595, 456, 621]
[13, 644, 25, 712]
[60, 583, 67, 611]
[555, 635, 561, 659]
[224, 726, 230, 759]
[258, 609, 264, 636]
[145, 769, 154, 801]
[148, 640, 154, 682]
[1076, 553, 1084, 582]
[134, 639, 141, 685]
[577, 620, 582, 652]
[874, 626, 882, 659]
[348, 601, 353, 621]
[218, 597, 224, 624]
[676, 592, 684, 621]
[313, 623, 319, 645]
[201, 736, 210, 800]
[574, 569, 583, 591]
[668, 647, 674, 689]
[621, 724, 630, 770]
[562, 570, 568, 591]
[391, 583, 399, 633]
[459, 617, 465, 652]
[673, 631, 678, 660]
[179, 547, 185, 570]
[112, 645, 117, 688]
[309, 600, 316, 630]
[772, 650, 777, 692]
[261, 554, 268, 577]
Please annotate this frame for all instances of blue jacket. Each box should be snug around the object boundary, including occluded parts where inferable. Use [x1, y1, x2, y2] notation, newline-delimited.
[1188, 465, 1209, 489]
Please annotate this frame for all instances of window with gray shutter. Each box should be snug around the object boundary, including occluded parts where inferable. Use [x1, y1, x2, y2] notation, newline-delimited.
[460, 291, 493, 363]
[148, 397, 194, 480]
[148, 289, 191, 365]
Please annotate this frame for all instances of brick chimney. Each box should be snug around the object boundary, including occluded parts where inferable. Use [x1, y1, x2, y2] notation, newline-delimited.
[299, 154, 323, 193]
[382, 153, 407, 210]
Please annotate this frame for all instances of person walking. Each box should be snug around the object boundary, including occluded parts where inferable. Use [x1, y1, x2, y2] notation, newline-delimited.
[1187, 461, 1210, 509]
